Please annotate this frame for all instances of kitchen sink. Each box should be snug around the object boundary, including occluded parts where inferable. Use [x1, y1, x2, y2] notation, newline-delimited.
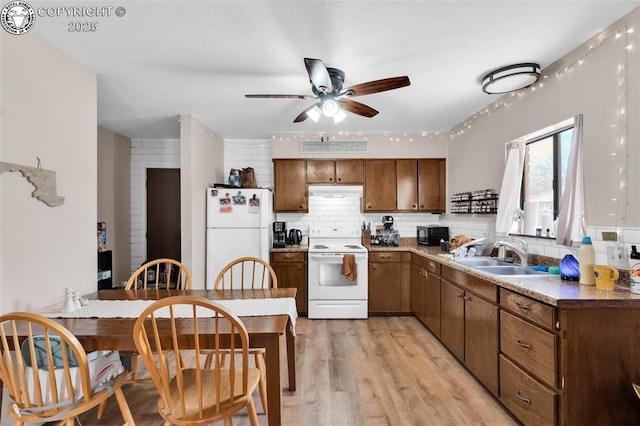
[474, 265, 547, 276]
[452, 257, 513, 267]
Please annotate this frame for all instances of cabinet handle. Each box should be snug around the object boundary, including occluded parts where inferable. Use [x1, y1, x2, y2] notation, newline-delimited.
[515, 302, 531, 312]
[456, 293, 464, 298]
[516, 339, 531, 350]
[413, 204, 417, 209]
[515, 391, 531, 404]
[464, 295, 470, 301]
[329, 177, 333, 181]
[372, 264, 377, 269]
[337, 177, 341, 181]
[420, 204, 424, 208]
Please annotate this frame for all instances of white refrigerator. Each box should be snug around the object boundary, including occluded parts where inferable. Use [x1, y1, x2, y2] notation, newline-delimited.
[205, 187, 273, 289]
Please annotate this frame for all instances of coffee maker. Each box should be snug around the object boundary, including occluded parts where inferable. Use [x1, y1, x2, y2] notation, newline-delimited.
[273, 222, 287, 248]
[380, 216, 400, 246]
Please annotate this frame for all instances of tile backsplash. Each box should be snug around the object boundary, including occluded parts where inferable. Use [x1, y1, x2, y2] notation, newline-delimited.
[276, 195, 442, 237]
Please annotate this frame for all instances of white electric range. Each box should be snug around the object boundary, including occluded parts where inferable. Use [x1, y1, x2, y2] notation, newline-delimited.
[307, 226, 368, 319]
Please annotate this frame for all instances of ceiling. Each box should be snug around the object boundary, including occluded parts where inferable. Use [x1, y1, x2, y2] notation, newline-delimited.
[29, 1, 640, 140]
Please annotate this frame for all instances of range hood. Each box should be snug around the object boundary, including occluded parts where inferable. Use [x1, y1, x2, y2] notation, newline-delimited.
[308, 185, 363, 198]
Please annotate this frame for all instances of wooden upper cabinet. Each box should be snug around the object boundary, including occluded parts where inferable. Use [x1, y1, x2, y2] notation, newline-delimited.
[335, 160, 364, 183]
[363, 159, 397, 211]
[306, 159, 364, 184]
[418, 159, 446, 213]
[306, 160, 335, 183]
[397, 159, 418, 211]
[273, 160, 307, 212]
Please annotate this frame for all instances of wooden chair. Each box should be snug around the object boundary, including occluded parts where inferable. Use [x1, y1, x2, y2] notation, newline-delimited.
[125, 258, 192, 291]
[206, 257, 277, 414]
[132, 296, 260, 426]
[0, 312, 134, 426]
[125, 258, 192, 382]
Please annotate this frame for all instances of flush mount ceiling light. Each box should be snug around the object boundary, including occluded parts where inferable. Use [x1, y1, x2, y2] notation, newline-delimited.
[482, 63, 541, 95]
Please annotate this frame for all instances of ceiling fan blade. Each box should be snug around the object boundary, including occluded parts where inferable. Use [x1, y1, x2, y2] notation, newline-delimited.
[293, 104, 319, 123]
[342, 76, 410, 97]
[245, 94, 315, 99]
[340, 99, 379, 118]
[304, 58, 332, 94]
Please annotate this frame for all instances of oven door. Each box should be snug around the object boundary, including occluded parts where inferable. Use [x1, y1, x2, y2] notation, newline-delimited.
[308, 252, 368, 300]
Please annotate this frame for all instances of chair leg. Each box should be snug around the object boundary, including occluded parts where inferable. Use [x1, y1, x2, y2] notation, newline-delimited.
[65, 419, 74, 426]
[256, 353, 268, 415]
[130, 354, 138, 381]
[224, 417, 233, 426]
[247, 397, 259, 426]
[114, 387, 135, 425]
[97, 399, 107, 419]
[204, 353, 213, 369]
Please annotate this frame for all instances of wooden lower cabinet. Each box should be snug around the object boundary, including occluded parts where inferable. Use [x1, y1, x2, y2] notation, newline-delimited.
[440, 279, 465, 361]
[270, 252, 307, 315]
[368, 251, 411, 314]
[500, 355, 557, 425]
[440, 265, 499, 396]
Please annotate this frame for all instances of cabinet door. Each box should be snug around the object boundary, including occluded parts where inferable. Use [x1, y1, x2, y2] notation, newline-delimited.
[440, 279, 465, 361]
[369, 260, 403, 313]
[270, 254, 307, 315]
[465, 292, 499, 396]
[274, 160, 307, 212]
[364, 160, 397, 211]
[424, 270, 441, 338]
[410, 263, 426, 322]
[396, 159, 418, 211]
[306, 160, 335, 183]
[335, 159, 364, 183]
[418, 159, 446, 212]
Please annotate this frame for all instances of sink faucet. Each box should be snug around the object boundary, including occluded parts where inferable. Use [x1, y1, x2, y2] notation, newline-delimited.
[492, 238, 529, 266]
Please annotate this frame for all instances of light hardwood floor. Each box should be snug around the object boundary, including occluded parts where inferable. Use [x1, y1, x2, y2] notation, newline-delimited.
[79, 316, 518, 425]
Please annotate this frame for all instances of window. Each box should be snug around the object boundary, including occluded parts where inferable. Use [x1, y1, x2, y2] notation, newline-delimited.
[521, 125, 574, 236]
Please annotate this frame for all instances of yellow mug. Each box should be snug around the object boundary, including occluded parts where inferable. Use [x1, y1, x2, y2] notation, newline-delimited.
[594, 265, 619, 291]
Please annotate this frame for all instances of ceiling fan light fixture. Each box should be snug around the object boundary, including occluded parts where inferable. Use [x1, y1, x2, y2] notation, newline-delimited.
[482, 63, 541, 95]
[321, 99, 340, 117]
[307, 105, 322, 122]
[333, 109, 347, 124]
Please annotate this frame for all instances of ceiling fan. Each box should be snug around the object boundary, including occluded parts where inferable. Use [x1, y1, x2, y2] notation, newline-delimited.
[245, 58, 411, 123]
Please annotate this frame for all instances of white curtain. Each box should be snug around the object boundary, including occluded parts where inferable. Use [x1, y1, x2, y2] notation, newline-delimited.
[495, 140, 525, 236]
[556, 114, 585, 247]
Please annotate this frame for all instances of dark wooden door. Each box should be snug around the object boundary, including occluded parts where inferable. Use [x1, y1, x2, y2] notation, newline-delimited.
[146, 168, 181, 262]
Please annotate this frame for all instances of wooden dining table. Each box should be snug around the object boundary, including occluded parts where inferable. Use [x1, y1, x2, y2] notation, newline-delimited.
[32, 288, 297, 426]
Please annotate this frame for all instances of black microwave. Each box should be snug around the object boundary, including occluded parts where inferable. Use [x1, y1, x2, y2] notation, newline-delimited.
[417, 226, 449, 246]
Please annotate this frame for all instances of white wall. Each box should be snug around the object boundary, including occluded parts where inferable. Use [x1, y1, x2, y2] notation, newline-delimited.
[180, 116, 224, 288]
[97, 127, 131, 285]
[0, 32, 97, 312]
[447, 10, 640, 230]
[225, 139, 274, 188]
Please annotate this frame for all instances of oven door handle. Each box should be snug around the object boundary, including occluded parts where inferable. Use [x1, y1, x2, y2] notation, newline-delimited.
[309, 253, 366, 260]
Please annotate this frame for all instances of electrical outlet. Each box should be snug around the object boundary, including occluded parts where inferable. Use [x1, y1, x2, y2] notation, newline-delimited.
[607, 245, 628, 268]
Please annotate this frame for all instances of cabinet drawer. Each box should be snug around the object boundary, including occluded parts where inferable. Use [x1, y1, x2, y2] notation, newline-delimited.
[500, 355, 557, 426]
[369, 252, 402, 262]
[501, 311, 557, 388]
[441, 265, 497, 302]
[500, 288, 556, 330]
[411, 254, 441, 276]
[271, 252, 307, 263]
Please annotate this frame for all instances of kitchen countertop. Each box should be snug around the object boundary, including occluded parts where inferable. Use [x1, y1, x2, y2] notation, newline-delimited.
[270, 245, 309, 253]
[270, 239, 640, 307]
[369, 238, 640, 308]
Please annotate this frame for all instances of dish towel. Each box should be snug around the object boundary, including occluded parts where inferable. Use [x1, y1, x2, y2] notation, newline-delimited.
[341, 254, 357, 281]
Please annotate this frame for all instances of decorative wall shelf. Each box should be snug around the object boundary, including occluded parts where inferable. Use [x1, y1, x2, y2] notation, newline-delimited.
[451, 189, 498, 214]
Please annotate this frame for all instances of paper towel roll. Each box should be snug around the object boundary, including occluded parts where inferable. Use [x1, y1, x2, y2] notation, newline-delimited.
[524, 201, 539, 235]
